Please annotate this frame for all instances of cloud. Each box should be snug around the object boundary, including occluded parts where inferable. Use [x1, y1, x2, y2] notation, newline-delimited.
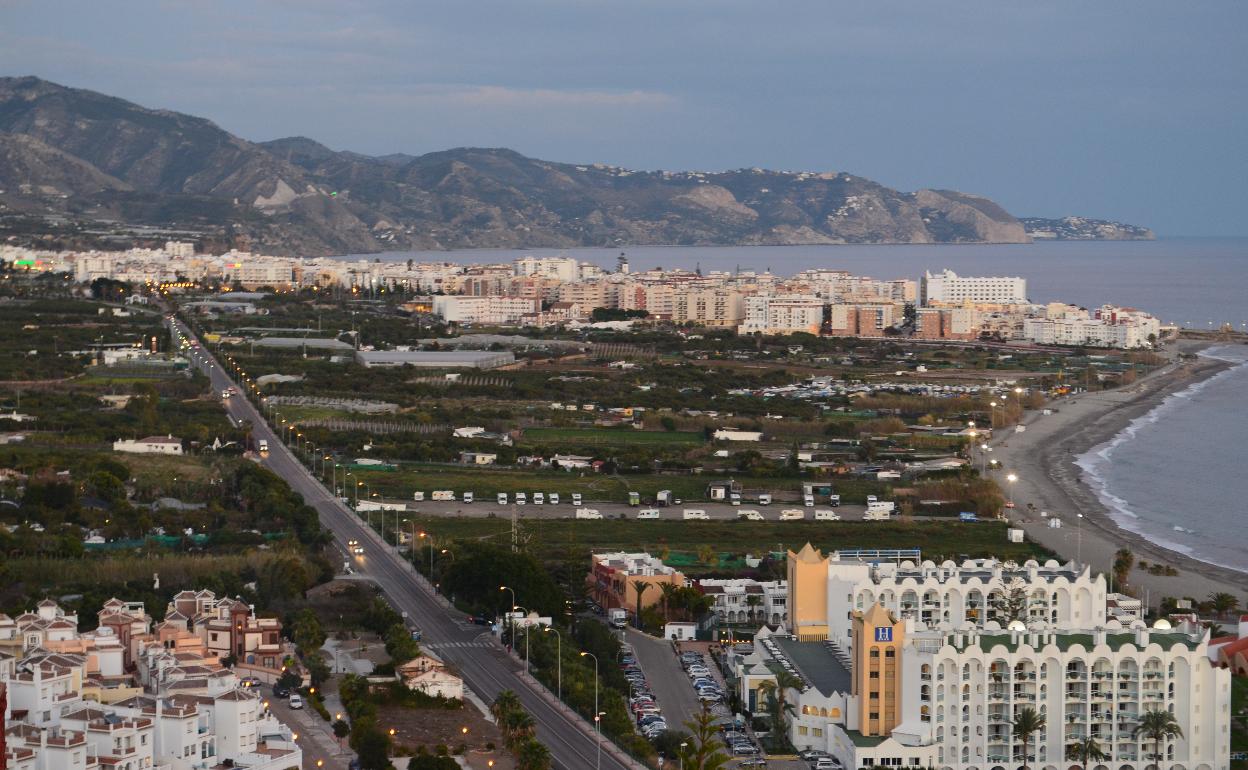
[439, 85, 676, 108]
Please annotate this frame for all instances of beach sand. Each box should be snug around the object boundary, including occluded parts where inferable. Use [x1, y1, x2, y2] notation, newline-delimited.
[988, 341, 1247, 612]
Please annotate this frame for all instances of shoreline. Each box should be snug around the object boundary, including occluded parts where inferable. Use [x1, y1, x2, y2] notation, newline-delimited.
[993, 342, 1247, 607]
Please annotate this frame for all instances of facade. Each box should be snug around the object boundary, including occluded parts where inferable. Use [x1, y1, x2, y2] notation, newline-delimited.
[431, 295, 540, 325]
[787, 545, 1107, 649]
[914, 308, 976, 341]
[827, 304, 897, 338]
[112, 437, 183, 456]
[739, 295, 825, 335]
[587, 552, 686, 613]
[353, 350, 515, 369]
[697, 578, 788, 626]
[921, 270, 1027, 306]
[671, 288, 745, 327]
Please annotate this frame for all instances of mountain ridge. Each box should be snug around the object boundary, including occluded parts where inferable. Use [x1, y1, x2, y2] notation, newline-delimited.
[0, 76, 1139, 255]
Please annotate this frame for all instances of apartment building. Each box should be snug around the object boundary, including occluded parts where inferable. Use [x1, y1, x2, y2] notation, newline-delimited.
[220, 257, 294, 289]
[914, 308, 976, 341]
[671, 288, 745, 327]
[697, 578, 788, 626]
[787, 545, 1108, 648]
[512, 256, 578, 282]
[1022, 305, 1161, 349]
[586, 552, 687, 613]
[827, 304, 898, 338]
[726, 546, 1232, 770]
[739, 295, 824, 335]
[921, 269, 1027, 306]
[431, 295, 541, 325]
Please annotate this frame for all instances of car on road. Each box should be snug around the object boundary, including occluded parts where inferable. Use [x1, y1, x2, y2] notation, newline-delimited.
[347, 539, 364, 555]
[738, 758, 768, 768]
[813, 758, 842, 769]
[239, 676, 262, 689]
[497, 493, 508, 504]
[571, 493, 582, 506]
[272, 685, 290, 698]
[288, 693, 304, 709]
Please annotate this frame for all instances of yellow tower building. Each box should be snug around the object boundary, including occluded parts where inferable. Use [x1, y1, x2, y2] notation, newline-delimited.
[786, 542, 830, 641]
[851, 603, 905, 736]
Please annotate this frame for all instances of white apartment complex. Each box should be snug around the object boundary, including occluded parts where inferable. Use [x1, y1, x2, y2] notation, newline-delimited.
[740, 295, 825, 335]
[431, 295, 541, 325]
[921, 269, 1027, 306]
[1023, 304, 1161, 349]
[697, 578, 788, 626]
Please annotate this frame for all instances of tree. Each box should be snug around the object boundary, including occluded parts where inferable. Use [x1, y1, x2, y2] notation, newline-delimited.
[678, 707, 731, 770]
[632, 579, 653, 630]
[658, 582, 680, 623]
[696, 544, 717, 566]
[1207, 592, 1240, 618]
[332, 720, 351, 740]
[515, 738, 552, 770]
[491, 690, 522, 723]
[745, 594, 763, 626]
[1067, 736, 1107, 770]
[992, 582, 1028, 624]
[758, 670, 803, 750]
[1112, 548, 1135, 590]
[290, 608, 326, 655]
[1134, 709, 1183, 770]
[354, 725, 392, 770]
[502, 710, 536, 748]
[1011, 706, 1045, 770]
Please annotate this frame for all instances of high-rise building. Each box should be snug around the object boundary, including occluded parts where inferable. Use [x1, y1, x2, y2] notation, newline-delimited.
[921, 269, 1027, 306]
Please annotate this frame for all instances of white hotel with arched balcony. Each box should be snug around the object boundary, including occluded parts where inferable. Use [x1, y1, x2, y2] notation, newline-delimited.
[726, 545, 1231, 770]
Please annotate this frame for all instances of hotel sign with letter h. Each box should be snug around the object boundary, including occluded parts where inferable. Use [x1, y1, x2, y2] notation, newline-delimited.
[874, 627, 893, 643]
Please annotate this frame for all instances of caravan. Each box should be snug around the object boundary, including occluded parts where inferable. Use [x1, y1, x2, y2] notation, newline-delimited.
[814, 509, 840, 521]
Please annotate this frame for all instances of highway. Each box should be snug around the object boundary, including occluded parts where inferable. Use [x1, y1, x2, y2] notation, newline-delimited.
[168, 316, 639, 770]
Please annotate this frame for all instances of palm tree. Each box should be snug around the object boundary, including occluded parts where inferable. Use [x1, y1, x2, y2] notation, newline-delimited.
[490, 689, 521, 722]
[746, 594, 763, 626]
[658, 582, 680, 623]
[502, 709, 536, 748]
[1066, 736, 1108, 770]
[1011, 706, 1045, 770]
[1207, 591, 1240, 618]
[1134, 709, 1184, 770]
[632, 579, 652, 630]
[516, 738, 552, 770]
[697, 543, 717, 565]
[758, 670, 803, 750]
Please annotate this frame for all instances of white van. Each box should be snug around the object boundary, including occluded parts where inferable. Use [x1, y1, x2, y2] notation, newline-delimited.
[637, 508, 661, 520]
[462, 491, 474, 504]
[758, 493, 772, 505]
[814, 509, 840, 521]
[575, 507, 602, 520]
[682, 509, 709, 520]
[828, 494, 841, 507]
[803, 495, 815, 507]
[549, 493, 560, 505]
[534, 492, 545, 505]
[497, 492, 508, 505]
[737, 509, 763, 521]
[431, 490, 455, 501]
[413, 491, 425, 502]
[866, 495, 878, 504]
[779, 509, 805, 521]
[571, 493, 582, 506]
[516, 492, 527, 505]
[730, 493, 742, 506]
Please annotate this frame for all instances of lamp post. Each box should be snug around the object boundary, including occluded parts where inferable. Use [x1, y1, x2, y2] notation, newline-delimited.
[1076, 512, 1084, 564]
[580, 651, 601, 770]
[1006, 472, 1018, 508]
[418, 531, 434, 573]
[544, 626, 562, 701]
[499, 586, 516, 653]
[679, 742, 688, 770]
[511, 606, 531, 671]
[989, 400, 999, 429]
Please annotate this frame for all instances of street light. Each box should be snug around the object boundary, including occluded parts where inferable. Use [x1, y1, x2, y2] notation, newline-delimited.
[500, 586, 516, 653]
[1006, 472, 1018, 508]
[512, 606, 531, 670]
[544, 626, 562, 701]
[1076, 512, 1085, 564]
[679, 741, 688, 770]
[580, 649, 601, 770]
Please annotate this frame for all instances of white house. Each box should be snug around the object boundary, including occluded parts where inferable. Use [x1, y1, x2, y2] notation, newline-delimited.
[713, 429, 764, 442]
[113, 435, 183, 456]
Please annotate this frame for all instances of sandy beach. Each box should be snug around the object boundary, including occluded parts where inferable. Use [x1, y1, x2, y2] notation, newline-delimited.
[989, 341, 1247, 612]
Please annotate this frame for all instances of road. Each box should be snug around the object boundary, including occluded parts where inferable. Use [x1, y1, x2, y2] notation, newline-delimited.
[376, 499, 871, 523]
[168, 317, 639, 770]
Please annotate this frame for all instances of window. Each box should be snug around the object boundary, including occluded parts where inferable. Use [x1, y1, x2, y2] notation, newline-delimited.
[813, 728, 823, 737]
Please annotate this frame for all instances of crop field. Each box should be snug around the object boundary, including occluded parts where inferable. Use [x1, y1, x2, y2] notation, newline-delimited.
[521, 427, 705, 445]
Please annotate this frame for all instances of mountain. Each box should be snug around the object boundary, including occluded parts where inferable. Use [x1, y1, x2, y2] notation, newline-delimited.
[1021, 216, 1154, 241]
[0, 76, 1034, 255]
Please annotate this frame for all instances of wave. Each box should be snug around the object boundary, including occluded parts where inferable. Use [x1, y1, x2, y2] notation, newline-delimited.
[1076, 347, 1248, 573]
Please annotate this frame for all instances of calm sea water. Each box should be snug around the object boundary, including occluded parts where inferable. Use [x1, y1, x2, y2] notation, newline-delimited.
[1077, 345, 1248, 574]
[353, 237, 1248, 329]
[345, 238, 1248, 570]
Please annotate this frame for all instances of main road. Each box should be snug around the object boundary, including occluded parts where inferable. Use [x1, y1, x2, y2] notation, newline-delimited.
[167, 316, 639, 770]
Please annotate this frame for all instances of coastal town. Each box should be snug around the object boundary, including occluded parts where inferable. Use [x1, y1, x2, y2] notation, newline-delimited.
[1, 243, 1244, 770]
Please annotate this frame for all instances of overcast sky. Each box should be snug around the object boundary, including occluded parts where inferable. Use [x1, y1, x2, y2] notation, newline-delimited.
[2, 0, 1245, 235]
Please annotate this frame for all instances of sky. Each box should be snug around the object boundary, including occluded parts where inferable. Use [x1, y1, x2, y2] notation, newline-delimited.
[1, 0, 1246, 236]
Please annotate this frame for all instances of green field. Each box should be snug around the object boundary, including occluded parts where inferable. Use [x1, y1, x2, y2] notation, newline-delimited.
[522, 427, 704, 445]
[398, 515, 1052, 574]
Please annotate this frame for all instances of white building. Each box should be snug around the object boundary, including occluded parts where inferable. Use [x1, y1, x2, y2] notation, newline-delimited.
[512, 256, 579, 283]
[740, 295, 825, 335]
[712, 429, 763, 442]
[113, 436, 183, 456]
[431, 295, 540, 325]
[697, 578, 788, 626]
[921, 269, 1027, 306]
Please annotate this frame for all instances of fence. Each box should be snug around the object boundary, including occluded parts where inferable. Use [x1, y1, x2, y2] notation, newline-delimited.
[297, 418, 450, 435]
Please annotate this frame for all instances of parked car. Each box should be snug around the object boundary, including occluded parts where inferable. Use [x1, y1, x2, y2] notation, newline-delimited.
[288, 694, 304, 709]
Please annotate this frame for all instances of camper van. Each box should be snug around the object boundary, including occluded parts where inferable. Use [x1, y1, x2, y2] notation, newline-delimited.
[412, 491, 425, 502]
[497, 492, 508, 505]
[431, 490, 455, 501]
[515, 492, 527, 505]
[533, 492, 545, 505]
[637, 508, 661, 520]
[828, 494, 841, 506]
[758, 493, 772, 506]
[571, 493, 582, 506]
[548, 492, 560, 505]
[803, 495, 815, 507]
[462, 491, 474, 504]
[737, 509, 763, 521]
[779, 509, 805, 521]
[683, 509, 709, 520]
[814, 509, 840, 521]
[575, 508, 603, 520]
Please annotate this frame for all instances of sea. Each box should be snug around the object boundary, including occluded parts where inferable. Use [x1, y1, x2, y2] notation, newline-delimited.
[346, 237, 1248, 571]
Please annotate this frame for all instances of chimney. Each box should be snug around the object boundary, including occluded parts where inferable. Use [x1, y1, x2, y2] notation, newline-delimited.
[1135, 626, 1150, 647]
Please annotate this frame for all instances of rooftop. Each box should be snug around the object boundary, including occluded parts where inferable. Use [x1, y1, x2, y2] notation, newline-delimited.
[773, 637, 852, 696]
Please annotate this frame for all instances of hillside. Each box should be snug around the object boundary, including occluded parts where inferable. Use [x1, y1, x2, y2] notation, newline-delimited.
[0, 76, 1036, 255]
[1022, 216, 1155, 241]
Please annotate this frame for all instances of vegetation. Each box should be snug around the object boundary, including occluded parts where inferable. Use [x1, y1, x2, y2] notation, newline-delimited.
[491, 691, 553, 770]
[676, 708, 732, 770]
[1134, 709, 1184, 770]
[1011, 706, 1045, 770]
